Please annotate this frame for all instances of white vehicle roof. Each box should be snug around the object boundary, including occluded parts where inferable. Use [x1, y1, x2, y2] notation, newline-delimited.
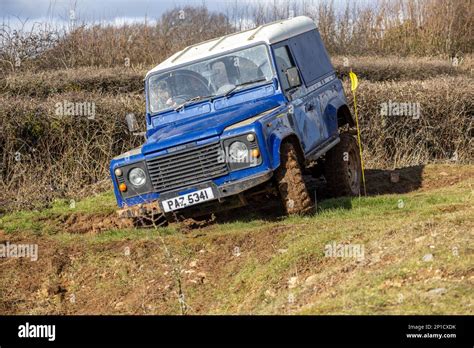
[145, 16, 316, 78]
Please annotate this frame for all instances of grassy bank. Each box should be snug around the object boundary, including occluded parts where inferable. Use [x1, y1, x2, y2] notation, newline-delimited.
[0, 164, 472, 314]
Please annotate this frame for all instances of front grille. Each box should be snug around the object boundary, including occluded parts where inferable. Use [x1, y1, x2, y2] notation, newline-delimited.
[146, 141, 228, 193]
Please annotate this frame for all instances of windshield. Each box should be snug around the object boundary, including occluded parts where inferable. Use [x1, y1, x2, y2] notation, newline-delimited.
[148, 44, 273, 114]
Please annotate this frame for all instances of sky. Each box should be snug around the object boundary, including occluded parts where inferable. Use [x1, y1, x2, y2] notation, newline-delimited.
[1, 0, 236, 25]
[0, 0, 362, 30]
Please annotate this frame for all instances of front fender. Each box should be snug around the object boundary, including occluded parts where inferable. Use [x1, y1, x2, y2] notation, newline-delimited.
[268, 126, 303, 170]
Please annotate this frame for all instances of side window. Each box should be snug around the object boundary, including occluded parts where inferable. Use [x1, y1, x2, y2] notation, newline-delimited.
[289, 29, 334, 86]
[274, 46, 296, 92]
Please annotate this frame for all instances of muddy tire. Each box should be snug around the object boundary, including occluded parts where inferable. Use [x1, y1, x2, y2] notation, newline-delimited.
[274, 141, 313, 215]
[324, 132, 362, 197]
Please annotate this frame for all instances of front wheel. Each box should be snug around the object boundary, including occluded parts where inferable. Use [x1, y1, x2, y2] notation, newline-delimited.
[324, 132, 362, 197]
[274, 141, 313, 215]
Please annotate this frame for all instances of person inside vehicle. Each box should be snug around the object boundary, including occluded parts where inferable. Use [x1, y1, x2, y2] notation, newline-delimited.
[150, 79, 176, 111]
[210, 60, 235, 94]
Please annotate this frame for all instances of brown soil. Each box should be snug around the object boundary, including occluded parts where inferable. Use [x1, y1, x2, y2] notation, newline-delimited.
[0, 164, 471, 314]
[36, 212, 133, 234]
[365, 164, 474, 195]
[274, 141, 313, 214]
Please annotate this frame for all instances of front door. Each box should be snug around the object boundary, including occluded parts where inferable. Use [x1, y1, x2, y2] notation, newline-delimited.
[272, 42, 324, 154]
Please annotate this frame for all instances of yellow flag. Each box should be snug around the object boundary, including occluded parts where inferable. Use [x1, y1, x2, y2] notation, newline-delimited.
[349, 71, 359, 91]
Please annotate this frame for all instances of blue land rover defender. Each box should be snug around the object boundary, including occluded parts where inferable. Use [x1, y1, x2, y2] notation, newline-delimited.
[110, 16, 361, 224]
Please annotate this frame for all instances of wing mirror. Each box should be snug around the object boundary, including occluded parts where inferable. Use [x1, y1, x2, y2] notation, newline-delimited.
[285, 66, 302, 89]
[126, 113, 139, 133]
[126, 113, 146, 138]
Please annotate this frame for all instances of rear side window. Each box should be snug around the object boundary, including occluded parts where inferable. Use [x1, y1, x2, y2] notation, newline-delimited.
[274, 46, 296, 91]
[288, 29, 334, 86]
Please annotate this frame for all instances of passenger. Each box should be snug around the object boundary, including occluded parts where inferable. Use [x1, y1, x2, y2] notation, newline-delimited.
[210, 61, 234, 94]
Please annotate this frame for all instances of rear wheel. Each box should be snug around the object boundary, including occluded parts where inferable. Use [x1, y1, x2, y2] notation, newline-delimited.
[274, 141, 313, 215]
[324, 132, 362, 197]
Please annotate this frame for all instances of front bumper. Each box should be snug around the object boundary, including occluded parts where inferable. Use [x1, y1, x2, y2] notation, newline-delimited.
[117, 169, 273, 218]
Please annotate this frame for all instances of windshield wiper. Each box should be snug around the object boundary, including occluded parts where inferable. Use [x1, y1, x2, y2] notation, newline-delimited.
[174, 95, 214, 112]
[224, 78, 268, 98]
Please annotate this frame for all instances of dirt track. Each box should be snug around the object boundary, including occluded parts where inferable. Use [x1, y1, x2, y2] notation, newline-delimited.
[0, 164, 472, 314]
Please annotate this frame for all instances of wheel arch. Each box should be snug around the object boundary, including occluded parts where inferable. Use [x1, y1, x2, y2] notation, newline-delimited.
[337, 104, 355, 128]
[270, 128, 305, 170]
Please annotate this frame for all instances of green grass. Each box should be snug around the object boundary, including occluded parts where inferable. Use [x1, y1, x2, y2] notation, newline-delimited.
[0, 190, 117, 235]
[0, 169, 472, 315]
[50, 191, 118, 214]
[205, 182, 473, 314]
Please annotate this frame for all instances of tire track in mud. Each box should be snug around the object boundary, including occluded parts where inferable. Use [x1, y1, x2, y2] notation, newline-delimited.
[25, 165, 473, 236]
[0, 219, 293, 314]
[0, 164, 471, 314]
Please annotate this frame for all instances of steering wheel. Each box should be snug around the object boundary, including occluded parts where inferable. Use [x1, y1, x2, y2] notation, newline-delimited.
[169, 94, 193, 105]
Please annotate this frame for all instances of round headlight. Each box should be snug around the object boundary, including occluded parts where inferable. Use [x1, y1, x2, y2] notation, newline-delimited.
[128, 168, 146, 187]
[229, 141, 248, 162]
[246, 133, 255, 142]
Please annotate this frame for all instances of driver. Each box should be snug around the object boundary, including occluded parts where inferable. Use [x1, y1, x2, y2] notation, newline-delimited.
[150, 79, 176, 111]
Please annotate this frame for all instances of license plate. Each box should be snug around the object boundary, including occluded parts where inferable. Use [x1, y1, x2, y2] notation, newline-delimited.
[162, 187, 214, 212]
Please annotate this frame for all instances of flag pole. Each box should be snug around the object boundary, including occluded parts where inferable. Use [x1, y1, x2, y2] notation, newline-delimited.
[349, 69, 367, 196]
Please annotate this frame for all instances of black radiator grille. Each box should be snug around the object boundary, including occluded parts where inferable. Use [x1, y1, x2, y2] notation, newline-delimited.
[146, 142, 228, 193]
